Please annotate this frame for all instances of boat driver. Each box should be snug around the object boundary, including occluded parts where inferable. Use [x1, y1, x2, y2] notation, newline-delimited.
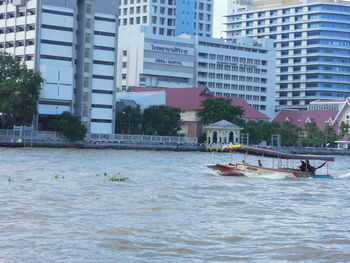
[299, 160, 306, 171]
[305, 160, 316, 173]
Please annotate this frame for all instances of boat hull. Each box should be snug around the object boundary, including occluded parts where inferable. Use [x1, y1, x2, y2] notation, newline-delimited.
[235, 163, 332, 178]
[207, 164, 245, 177]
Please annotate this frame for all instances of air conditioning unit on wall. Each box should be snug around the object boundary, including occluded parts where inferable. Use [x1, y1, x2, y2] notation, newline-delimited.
[13, 0, 25, 6]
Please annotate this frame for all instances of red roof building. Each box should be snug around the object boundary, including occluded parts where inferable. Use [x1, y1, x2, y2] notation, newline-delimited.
[127, 86, 268, 137]
[273, 110, 338, 131]
[129, 86, 268, 120]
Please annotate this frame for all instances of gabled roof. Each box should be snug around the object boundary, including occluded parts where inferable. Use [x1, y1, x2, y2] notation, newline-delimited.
[333, 99, 350, 122]
[211, 120, 242, 129]
[127, 86, 268, 120]
[273, 110, 338, 130]
[165, 87, 212, 110]
[229, 97, 269, 120]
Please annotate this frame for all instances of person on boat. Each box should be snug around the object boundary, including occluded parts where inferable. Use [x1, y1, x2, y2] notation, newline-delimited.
[258, 160, 262, 166]
[299, 161, 306, 171]
[305, 160, 316, 173]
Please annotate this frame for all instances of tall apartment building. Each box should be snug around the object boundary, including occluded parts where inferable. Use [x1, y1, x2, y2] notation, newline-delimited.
[117, 25, 276, 118]
[0, 0, 119, 134]
[118, 0, 213, 37]
[225, 0, 350, 111]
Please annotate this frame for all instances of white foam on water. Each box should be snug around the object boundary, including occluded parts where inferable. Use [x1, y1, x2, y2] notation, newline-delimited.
[336, 171, 350, 178]
[245, 172, 291, 180]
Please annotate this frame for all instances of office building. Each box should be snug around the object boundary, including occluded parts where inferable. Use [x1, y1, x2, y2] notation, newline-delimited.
[118, 0, 213, 37]
[117, 25, 276, 118]
[0, 0, 119, 134]
[225, 0, 350, 111]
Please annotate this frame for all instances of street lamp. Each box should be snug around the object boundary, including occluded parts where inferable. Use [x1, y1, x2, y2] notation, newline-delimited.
[123, 111, 131, 134]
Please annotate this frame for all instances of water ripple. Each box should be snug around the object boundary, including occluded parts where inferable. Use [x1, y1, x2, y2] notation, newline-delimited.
[0, 148, 350, 262]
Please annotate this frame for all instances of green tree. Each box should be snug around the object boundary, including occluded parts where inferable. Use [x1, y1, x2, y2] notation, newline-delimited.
[142, 105, 181, 136]
[322, 125, 337, 147]
[339, 121, 350, 138]
[55, 111, 87, 141]
[277, 121, 300, 146]
[0, 52, 43, 128]
[197, 97, 244, 125]
[115, 105, 142, 134]
[298, 137, 312, 147]
[304, 122, 323, 146]
[255, 120, 280, 144]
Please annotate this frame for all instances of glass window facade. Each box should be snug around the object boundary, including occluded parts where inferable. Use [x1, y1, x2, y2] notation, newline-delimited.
[226, 2, 350, 110]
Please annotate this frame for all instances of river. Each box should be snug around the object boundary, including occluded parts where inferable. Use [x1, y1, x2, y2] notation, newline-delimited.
[1, 147, 350, 262]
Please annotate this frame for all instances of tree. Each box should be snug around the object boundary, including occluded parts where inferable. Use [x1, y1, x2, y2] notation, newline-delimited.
[322, 125, 337, 147]
[255, 120, 280, 144]
[197, 97, 244, 125]
[115, 105, 142, 134]
[278, 121, 300, 146]
[142, 105, 181, 136]
[304, 122, 323, 147]
[241, 119, 259, 145]
[339, 121, 350, 139]
[55, 111, 87, 141]
[241, 120, 300, 146]
[0, 52, 42, 128]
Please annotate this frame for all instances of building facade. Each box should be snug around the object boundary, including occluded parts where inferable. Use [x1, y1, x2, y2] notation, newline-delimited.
[117, 25, 276, 118]
[195, 37, 276, 117]
[225, 0, 350, 111]
[117, 25, 195, 90]
[118, 0, 213, 37]
[0, 0, 119, 134]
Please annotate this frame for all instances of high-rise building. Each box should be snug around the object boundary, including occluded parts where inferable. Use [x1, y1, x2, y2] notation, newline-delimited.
[118, 0, 213, 37]
[0, 0, 119, 134]
[225, 0, 350, 111]
[117, 25, 276, 118]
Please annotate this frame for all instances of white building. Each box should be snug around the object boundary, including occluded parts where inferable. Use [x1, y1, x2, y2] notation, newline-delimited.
[195, 37, 276, 117]
[0, 0, 119, 134]
[118, 25, 195, 90]
[308, 98, 350, 111]
[118, 0, 213, 37]
[117, 25, 276, 118]
[225, 0, 350, 111]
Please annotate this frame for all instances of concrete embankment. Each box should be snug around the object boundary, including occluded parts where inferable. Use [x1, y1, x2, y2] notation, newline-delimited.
[0, 140, 204, 151]
[1, 139, 349, 155]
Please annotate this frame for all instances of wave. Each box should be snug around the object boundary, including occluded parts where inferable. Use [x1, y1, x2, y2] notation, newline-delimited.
[336, 171, 350, 178]
[245, 172, 291, 180]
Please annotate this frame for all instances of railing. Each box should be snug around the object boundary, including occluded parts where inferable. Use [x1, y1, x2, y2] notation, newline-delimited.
[86, 133, 198, 144]
[0, 129, 198, 145]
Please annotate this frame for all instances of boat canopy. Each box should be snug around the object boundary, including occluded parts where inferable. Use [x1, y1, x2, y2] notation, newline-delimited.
[237, 146, 335, 162]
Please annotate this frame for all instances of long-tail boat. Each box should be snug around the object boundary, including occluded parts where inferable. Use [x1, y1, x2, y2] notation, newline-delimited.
[207, 145, 335, 178]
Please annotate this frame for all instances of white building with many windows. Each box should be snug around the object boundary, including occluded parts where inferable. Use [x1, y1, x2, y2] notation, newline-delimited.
[117, 25, 276, 118]
[0, 0, 119, 134]
[195, 37, 275, 117]
[118, 0, 213, 37]
[225, 0, 350, 111]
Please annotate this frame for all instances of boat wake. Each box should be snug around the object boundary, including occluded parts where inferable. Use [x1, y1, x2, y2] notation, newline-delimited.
[336, 172, 350, 179]
[245, 172, 293, 180]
